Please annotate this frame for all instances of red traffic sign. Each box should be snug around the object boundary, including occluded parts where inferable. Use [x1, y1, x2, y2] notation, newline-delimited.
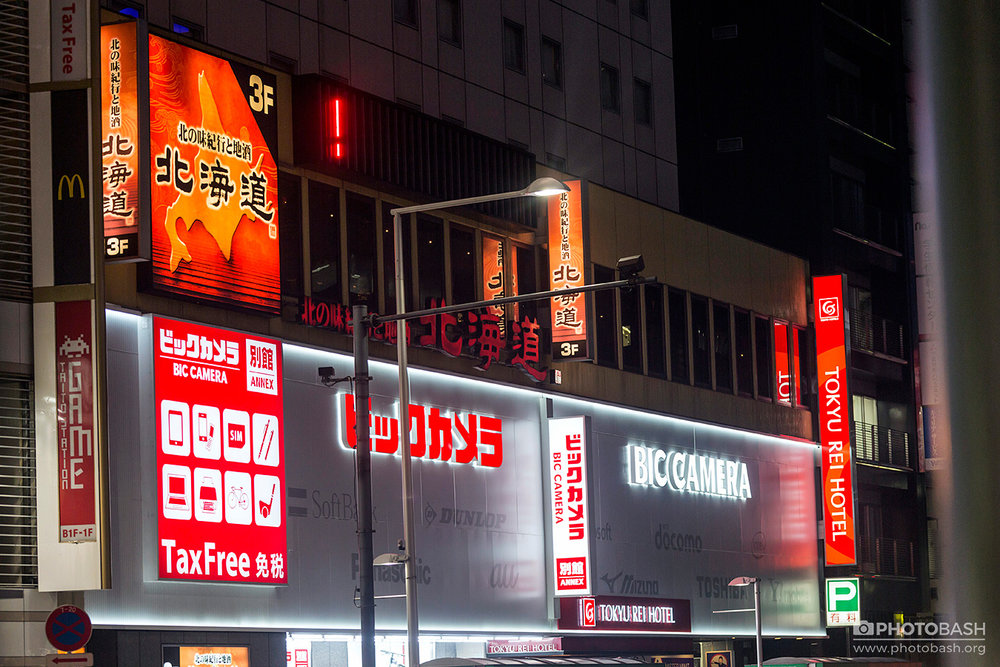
[45, 605, 92, 652]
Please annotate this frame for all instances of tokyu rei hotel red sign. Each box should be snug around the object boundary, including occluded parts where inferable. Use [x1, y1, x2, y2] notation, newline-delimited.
[154, 316, 287, 583]
[813, 275, 857, 566]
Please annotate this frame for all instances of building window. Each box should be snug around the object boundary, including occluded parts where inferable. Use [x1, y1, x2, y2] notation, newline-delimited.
[644, 284, 666, 378]
[621, 284, 643, 374]
[668, 289, 689, 384]
[734, 309, 753, 396]
[516, 245, 537, 321]
[794, 325, 814, 409]
[503, 19, 525, 73]
[393, 0, 418, 27]
[438, 0, 462, 46]
[449, 224, 475, 305]
[634, 78, 652, 125]
[346, 192, 377, 308]
[691, 295, 711, 388]
[541, 37, 562, 89]
[417, 214, 445, 309]
[755, 315, 773, 399]
[278, 172, 303, 300]
[381, 203, 413, 315]
[600, 63, 620, 112]
[630, 0, 648, 19]
[713, 302, 733, 392]
[594, 264, 617, 368]
[171, 18, 203, 40]
[308, 181, 341, 301]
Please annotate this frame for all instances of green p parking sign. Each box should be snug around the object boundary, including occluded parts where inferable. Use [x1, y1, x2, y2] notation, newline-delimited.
[826, 577, 860, 626]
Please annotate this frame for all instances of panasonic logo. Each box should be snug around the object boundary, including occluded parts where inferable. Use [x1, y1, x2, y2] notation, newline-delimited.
[626, 444, 751, 500]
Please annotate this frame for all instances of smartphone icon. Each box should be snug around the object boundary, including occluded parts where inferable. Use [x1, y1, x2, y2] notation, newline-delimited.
[168, 410, 184, 448]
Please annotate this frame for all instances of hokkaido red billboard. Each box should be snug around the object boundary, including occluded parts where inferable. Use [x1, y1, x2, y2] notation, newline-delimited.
[154, 316, 286, 583]
[813, 275, 857, 566]
[548, 181, 589, 360]
[148, 34, 280, 313]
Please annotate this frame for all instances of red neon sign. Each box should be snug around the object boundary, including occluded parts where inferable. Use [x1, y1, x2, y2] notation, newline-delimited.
[774, 321, 791, 405]
[813, 275, 857, 566]
[327, 97, 343, 160]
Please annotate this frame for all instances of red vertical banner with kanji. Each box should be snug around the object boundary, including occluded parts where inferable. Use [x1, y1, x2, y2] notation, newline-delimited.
[548, 180, 589, 360]
[55, 300, 97, 542]
[101, 21, 144, 261]
[482, 235, 508, 339]
[148, 33, 280, 312]
[548, 416, 591, 595]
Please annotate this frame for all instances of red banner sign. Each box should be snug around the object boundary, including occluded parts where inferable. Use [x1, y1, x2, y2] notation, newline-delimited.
[548, 180, 589, 360]
[154, 317, 287, 582]
[774, 321, 791, 405]
[557, 595, 692, 632]
[55, 300, 97, 542]
[482, 235, 508, 338]
[813, 275, 857, 566]
[548, 416, 591, 595]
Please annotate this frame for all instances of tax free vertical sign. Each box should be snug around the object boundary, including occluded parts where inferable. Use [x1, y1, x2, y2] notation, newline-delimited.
[547, 416, 592, 595]
[813, 275, 857, 566]
[153, 316, 287, 583]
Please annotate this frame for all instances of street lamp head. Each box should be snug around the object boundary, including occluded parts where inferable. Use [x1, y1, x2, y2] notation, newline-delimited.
[617, 254, 645, 281]
[521, 177, 570, 197]
[728, 576, 758, 587]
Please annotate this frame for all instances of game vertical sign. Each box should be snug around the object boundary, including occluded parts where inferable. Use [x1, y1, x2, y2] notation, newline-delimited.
[154, 316, 287, 583]
[101, 21, 146, 260]
[548, 181, 589, 360]
[548, 416, 591, 595]
[813, 275, 857, 566]
[148, 34, 280, 312]
[55, 301, 97, 542]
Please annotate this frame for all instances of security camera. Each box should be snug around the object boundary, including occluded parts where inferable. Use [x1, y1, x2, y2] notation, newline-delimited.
[318, 366, 335, 384]
[616, 254, 645, 279]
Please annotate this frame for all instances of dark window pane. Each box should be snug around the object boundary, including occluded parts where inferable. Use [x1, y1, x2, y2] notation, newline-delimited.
[417, 214, 445, 308]
[795, 326, 815, 409]
[734, 309, 753, 396]
[755, 316, 774, 399]
[503, 20, 525, 73]
[594, 264, 616, 367]
[393, 0, 418, 26]
[515, 244, 537, 321]
[621, 285, 642, 373]
[668, 289, 689, 383]
[438, 0, 462, 46]
[713, 302, 732, 392]
[630, 0, 648, 19]
[450, 224, 475, 305]
[645, 284, 666, 378]
[346, 192, 377, 308]
[308, 181, 341, 301]
[600, 63, 620, 112]
[278, 172, 303, 301]
[542, 37, 562, 88]
[691, 295, 711, 388]
[634, 78, 652, 125]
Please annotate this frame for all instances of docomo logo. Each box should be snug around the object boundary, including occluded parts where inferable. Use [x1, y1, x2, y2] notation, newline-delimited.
[818, 297, 840, 322]
[339, 394, 503, 467]
[160, 327, 240, 366]
[626, 444, 751, 500]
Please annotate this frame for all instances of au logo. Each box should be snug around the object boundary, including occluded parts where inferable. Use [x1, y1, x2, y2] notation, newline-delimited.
[57, 173, 86, 200]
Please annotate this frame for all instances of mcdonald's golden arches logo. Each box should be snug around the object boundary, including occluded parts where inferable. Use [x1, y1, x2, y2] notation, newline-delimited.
[57, 173, 86, 200]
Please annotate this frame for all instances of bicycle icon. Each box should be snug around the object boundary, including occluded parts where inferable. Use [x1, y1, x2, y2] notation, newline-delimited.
[227, 486, 249, 510]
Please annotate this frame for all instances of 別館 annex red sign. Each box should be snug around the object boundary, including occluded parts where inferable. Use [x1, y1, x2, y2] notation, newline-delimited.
[153, 316, 286, 583]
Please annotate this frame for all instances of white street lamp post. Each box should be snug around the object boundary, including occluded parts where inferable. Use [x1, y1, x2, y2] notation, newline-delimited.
[728, 576, 763, 667]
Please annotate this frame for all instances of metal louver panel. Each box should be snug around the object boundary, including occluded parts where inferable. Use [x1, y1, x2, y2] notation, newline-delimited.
[0, 0, 31, 302]
[0, 377, 36, 589]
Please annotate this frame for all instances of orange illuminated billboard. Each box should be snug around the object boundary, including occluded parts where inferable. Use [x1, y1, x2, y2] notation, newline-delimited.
[482, 235, 510, 338]
[101, 22, 144, 261]
[148, 34, 280, 313]
[547, 180, 589, 360]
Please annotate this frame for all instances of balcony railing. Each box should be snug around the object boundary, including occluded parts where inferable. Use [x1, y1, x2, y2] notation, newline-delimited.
[858, 535, 916, 578]
[853, 420, 912, 469]
[847, 308, 906, 360]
